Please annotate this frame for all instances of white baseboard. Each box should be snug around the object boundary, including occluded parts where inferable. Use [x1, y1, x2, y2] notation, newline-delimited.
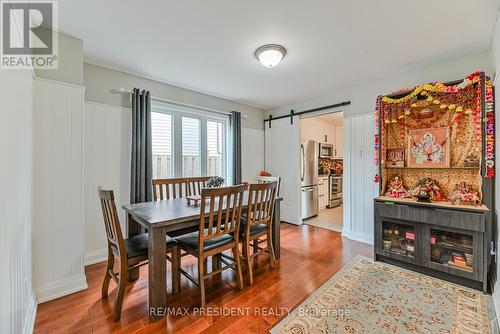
[35, 274, 88, 303]
[23, 292, 37, 334]
[343, 230, 374, 245]
[84, 248, 108, 266]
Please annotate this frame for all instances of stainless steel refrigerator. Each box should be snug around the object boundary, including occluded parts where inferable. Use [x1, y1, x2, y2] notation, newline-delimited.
[300, 139, 319, 219]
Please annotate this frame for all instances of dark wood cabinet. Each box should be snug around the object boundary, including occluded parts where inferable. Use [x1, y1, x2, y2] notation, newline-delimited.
[374, 198, 490, 292]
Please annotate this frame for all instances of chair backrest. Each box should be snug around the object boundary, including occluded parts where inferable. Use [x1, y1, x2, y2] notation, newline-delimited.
[152, 176, 211, 201]
[199, 185, 245, 248]
[98, 187, 126, 256]
[245, 182, 277, 235]
[256, 176, 281, 198]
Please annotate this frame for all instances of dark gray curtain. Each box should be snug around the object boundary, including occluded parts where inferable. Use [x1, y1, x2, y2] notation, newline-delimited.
[230, 111, 242, 185]
[130, 88, 153, 204]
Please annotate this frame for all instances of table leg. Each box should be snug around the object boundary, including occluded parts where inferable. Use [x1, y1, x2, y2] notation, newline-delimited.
[148, 226, 167, 321]
[127, 213, 141, 237]
[127, 213, 141, 281]
[272, 200, 281, 259]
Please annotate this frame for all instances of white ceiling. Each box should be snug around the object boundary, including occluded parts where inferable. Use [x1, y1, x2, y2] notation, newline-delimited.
[58, 0, 499, 110]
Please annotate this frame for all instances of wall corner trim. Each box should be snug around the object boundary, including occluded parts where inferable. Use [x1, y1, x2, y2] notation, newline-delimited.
[22, 292, 37, 334]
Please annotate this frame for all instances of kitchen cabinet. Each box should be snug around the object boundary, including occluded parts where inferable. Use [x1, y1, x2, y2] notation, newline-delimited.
[318, 176, 329, 210]
[300, 118, 343, 159]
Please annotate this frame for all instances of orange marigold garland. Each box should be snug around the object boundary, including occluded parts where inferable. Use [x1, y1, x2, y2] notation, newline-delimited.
[374, 96, 381, 183]
[485, 81, 495, 178]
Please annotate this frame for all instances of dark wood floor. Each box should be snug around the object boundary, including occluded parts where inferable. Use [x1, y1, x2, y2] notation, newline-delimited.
[34, 223, 372, 334]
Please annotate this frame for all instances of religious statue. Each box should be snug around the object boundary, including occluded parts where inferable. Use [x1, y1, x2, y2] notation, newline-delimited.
[411, 177, 444, 201]
[448, 182, 481, 206]
[385, 175, 411, 198]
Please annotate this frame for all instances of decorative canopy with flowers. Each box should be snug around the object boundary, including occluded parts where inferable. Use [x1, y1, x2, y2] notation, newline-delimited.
[374, 72, 494, 206]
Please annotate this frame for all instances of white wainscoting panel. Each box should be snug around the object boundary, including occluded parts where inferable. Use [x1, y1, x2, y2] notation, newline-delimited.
[343, 113, 376, 245]
[83, 102, 131, 265]
[32, 78, 87, 303]
[0, 69, 36, 334]
[242, 127, 264, 182]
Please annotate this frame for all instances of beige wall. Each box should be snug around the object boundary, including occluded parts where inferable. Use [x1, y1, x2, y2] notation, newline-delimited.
[34, 31, 84, 85]
[33, 29, 265, 129]
[266, 50, 494, 118]
[83, 63, 265, 129]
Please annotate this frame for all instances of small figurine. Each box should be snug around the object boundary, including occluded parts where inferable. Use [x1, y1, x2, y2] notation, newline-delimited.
[411, 177, 444, 201]
[448, 182, 481, 206]
[385, 175, 411, 198]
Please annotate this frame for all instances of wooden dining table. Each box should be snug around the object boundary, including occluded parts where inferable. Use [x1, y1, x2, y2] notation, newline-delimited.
[122, 193, 282, 321]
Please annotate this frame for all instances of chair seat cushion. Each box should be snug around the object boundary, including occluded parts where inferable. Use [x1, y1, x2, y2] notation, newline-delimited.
[123, 233, 177, 259]
[174, 230, 234, 252]
[239, 217, 269, 237]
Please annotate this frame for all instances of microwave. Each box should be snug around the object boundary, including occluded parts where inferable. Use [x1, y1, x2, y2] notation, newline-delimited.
[319, 143, 334, 158]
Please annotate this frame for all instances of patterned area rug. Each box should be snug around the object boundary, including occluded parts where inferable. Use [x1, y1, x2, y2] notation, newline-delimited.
[271, 256, 497, 334]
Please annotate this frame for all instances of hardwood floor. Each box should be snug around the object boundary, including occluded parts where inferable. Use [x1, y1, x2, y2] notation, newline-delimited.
[34, 223, 372, 334]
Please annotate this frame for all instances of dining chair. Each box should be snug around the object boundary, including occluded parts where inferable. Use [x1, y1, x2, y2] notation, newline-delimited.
[174, 184, 245, 308]
[240, 182, 278, 285]
[98, 187, 180, 321]
[256, 175, 281, 198]
[152, 176, 218, 269]
[152, 176, 211, 200]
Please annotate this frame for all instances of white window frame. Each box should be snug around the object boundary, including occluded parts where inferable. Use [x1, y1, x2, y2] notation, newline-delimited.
[152, 102, 229, 179]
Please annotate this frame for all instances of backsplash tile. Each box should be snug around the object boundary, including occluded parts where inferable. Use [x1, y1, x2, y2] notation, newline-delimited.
[319, 158, 343, 175]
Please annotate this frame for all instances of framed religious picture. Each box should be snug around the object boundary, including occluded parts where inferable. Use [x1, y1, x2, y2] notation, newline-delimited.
[386, 148, 405, 167]
[407, 127, 450, 168]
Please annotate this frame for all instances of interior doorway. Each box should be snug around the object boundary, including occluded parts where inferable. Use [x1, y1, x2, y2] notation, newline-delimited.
[300, 111, 344, 232]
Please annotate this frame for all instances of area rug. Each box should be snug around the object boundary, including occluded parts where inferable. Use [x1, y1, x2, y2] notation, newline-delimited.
[271, 256, 497, 334]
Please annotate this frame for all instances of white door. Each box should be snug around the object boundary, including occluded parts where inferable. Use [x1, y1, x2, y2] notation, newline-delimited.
[265, 117, 301, 225]
[344, 113, 376, 244]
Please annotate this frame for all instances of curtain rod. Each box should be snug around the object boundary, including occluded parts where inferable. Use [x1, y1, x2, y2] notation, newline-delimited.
[114, 88, 247, 119]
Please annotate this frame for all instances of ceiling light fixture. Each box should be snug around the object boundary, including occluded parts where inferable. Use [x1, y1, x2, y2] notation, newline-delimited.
[255, 44, 286, 68]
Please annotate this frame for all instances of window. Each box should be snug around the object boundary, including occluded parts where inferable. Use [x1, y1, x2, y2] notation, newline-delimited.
[151, 112, 173, 178]
[207, 121, 224, 177]
[151, 103, 228, 180]
[182, 117, 200, 177]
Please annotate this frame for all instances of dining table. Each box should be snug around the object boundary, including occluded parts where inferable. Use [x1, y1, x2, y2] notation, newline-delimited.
[122, 192, 282, 321]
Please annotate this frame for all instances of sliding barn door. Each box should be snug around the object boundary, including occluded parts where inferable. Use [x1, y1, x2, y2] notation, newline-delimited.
[264, 117, 301, 225]
[344, 113, 377, 244]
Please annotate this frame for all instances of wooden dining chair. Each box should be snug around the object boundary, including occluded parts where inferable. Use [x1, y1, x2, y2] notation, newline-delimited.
[98, 188, 180, 321]
[256, 175, 281, 198]
[240, 182, 278, 285]
[152, 176, 211, 201]
[174, 185, 245, 307]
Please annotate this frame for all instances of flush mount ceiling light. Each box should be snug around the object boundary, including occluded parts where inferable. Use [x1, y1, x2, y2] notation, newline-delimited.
[255, 44, 286, 68]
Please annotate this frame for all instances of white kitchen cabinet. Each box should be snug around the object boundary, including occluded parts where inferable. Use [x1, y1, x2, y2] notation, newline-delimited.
[318, 176, 329, 209]
[334, 125, 343, 158]
[300, 118, 343, 158]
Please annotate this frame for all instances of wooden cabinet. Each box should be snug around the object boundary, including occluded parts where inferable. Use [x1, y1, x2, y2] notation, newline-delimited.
[374, 199, 490, 292]
[318, 176, 329, 209]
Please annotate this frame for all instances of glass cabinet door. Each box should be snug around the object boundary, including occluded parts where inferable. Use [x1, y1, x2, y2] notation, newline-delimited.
[426, 227, 481, 280]
[381, 221, 416, 259]
[430, 230, 474, 273]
